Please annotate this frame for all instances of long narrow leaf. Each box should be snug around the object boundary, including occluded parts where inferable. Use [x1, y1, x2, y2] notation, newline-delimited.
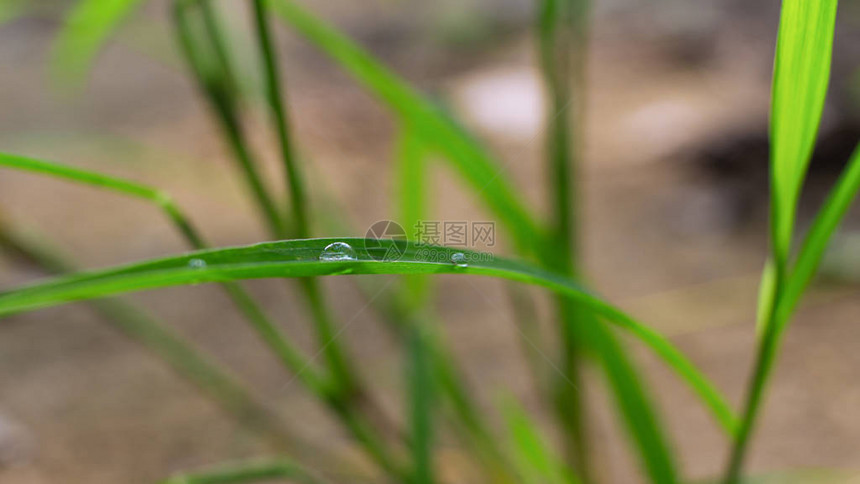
[173, 0, 289, 238]
[0, 151, 329, 392]
[741, 146, 860, 433]
[501, 396, 578, 484]
[251, 0, 310, 238]
[769, 0, 840, 271]
[160, 458, 327, 484]
[0, 226, 311, 458]
[271, 0, 544, 255]
[726, 1, 843, 479]
[0, 152, 202, 245]
[408, 323, 435, 484]
[395, 125, 526, 482]
[538, 0, 591, 473]
[246, 0, 366, 419]
[1, 154, 406, 478]
[395, 127, 436, 484]
[754, 259, 777, 337]
[586, 320, 677, 483]
[779, 144, 860, 330]
[50, 0, 146, 89]
[397, 126, 431, 305]
[0, 237, 736, 435]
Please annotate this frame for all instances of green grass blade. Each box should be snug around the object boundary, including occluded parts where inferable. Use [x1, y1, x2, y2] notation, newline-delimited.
[551, 303, 590, 481]
[726, 1, 842, 480]
[0, 0, 27, 26]
[251, 0, 310, 237]
[408, 323, 435, 484]
[160, 458, 328, 484]
[173, 0, 288, 238]
[50, 0, 146, 90]
[395, 128, 436, 484]
[272, 6, 673, 480]
[537, 0, 588, 270]
[396, 127, 427, 237]
[601, 309, 737, 436]
[734, 146, 860, 470]
[0, 225, 312, 458]
[780, 144, 860, 329]
[0, 152, 167, 199]
[0, 151, 328, 393]
[587, 322, 677, 483]
[0, 152, 203, 244]
[0, 237, 735, 436]
[537, 0, 591, 475]
[248, 0, 365, 403]
[754, 259, 777, 338]
[194, 0, 241, 98]
[769, 0, 840, 273]
[501, 396, 578, 484]
[0, 151, 404, 477]
[396, 126, 434, 308]
[538, 2, 679, 481]
[271, 0, 544, 255]
[396, 122, 515, 482]
[308, 143, 516, 481]
[179, 7, 404, 472]
[507, 284, 552, 403]
[174, 1, 365, 411]
[391, 125, 524, 476]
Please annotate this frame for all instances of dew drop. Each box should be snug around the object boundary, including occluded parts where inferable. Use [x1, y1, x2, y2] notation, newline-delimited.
[188, 258, 207, 269]
[320, 242, 357, 262]
[451, 252, 468, 268]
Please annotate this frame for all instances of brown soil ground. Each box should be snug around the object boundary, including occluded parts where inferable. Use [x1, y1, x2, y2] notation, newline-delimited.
[1, 1, 859, 483]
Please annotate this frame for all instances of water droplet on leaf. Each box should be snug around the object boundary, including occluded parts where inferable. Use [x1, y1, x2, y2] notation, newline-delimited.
[320, 242, 357, 262]
[451, 252, 468, 268]
[188, 258, 206, 269]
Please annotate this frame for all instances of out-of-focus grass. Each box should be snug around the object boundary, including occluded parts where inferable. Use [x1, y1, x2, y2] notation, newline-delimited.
[0, 0, 857, 483]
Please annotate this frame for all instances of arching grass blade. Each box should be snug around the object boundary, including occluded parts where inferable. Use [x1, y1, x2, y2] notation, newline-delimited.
[0, 224, 317, 461]
[0, 151, 327, 392]
[0, 237, 736, 437]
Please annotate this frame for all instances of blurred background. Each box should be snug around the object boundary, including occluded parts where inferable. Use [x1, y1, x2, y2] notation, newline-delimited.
[1, 0, 860, 482]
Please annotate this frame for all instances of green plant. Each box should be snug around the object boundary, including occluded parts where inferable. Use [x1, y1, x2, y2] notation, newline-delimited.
[0, 0, 857, 483]
[159, 458, 328, 483]
[725, 0, 850, 482]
